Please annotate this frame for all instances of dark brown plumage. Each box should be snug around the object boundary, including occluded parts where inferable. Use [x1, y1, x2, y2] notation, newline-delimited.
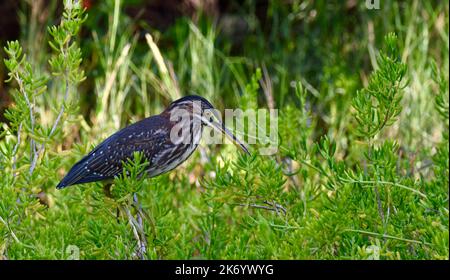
[57, 95, 248, 189]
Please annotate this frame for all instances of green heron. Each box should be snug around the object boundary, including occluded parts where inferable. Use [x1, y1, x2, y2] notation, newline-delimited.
[56, 95, 249, 189]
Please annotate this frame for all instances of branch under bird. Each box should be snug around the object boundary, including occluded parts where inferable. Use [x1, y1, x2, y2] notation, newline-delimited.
[56, 95, 249, 189]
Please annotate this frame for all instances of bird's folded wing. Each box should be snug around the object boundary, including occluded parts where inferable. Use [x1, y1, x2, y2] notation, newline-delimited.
[57, 124, 171, 188]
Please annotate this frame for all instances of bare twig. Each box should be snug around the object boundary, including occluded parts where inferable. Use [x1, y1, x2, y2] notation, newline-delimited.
[373, 186, 385, 223]
[0, 215, 34, 249]
[133, 193, 145, 235]
[237, 203, 277, 211]
[14, 75, 38, 175]
[236, 200, 287, 216]
[264, 200, 287, 216]
[48, 77, 70, 138]
[30, 67, 71, 174]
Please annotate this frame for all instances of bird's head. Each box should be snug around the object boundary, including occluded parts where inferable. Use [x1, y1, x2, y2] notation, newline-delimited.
[163, 95, 249, 154]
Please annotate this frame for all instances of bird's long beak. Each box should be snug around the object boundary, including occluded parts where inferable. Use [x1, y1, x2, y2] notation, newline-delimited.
[212, 120, 250, 154]
[199, 113, 250, 154]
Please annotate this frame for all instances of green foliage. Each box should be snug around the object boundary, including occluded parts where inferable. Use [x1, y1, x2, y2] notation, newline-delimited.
[431, 61, 449, 123]
[3, 41, 48, 134]
[112, 152, 149, 199]
[1, 0, 87, 259]
[0, 1, 448, 260]
[352, 33, 408, 139]
[241, 68, 262, 110]
[47, 1, 86, 83]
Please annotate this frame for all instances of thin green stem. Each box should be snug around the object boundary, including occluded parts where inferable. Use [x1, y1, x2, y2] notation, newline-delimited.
[343, 229, 432, 246]
[339, 177, 427, 198]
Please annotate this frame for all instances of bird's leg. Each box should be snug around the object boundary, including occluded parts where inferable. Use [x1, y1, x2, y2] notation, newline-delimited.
[116, 208, 120, 223]
[133, 193, 143, 228]
[123, 204, 145, 260]
[103, 183, 113, 198]
[103, 182, 121, 222]
[103, 183, 148, 259]
[132, 192, 147, 260]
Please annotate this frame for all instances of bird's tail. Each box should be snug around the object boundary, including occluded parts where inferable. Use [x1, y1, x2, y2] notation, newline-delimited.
[56, 156, 90, 189]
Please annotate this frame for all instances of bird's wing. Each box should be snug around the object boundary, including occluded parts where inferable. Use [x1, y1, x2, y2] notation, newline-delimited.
[57, 116, 171, 189]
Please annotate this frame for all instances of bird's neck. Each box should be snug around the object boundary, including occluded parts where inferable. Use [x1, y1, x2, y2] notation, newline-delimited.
[166, 113, 203, 146]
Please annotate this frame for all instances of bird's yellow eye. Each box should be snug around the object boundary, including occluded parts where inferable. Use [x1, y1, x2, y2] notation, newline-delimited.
[204, 110, 214, 123]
